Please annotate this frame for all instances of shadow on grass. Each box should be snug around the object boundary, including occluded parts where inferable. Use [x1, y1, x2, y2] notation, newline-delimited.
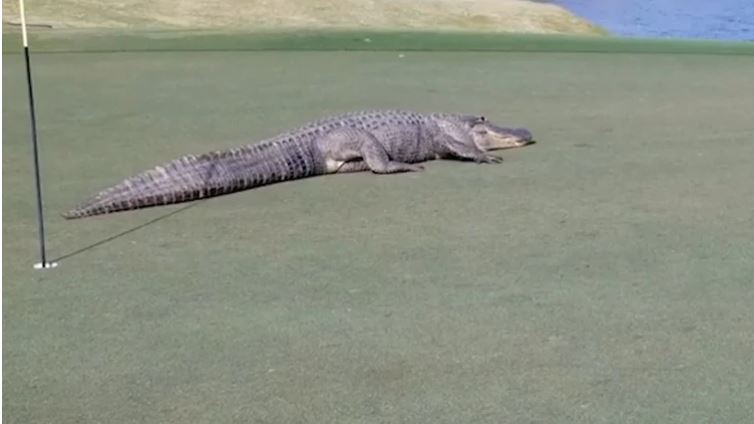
[52, 202, 202, 263]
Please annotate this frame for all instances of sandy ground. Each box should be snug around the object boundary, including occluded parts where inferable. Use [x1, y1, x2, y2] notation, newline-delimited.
[2, 0, 605, 34]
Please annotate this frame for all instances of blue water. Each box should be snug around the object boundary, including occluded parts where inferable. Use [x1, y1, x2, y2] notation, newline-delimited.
[552, 0, 754, 41]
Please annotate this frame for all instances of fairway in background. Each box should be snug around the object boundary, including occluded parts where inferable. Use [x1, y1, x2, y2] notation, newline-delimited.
[4, 29, 754, 55]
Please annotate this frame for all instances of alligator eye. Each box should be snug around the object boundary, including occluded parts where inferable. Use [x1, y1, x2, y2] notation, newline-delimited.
[479, 116, 486, 122]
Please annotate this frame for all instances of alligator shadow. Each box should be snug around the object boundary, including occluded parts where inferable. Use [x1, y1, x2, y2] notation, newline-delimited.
[52, 202, 202, 263]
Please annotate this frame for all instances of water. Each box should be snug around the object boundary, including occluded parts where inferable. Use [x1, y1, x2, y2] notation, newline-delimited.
[552, 0, 754, 41]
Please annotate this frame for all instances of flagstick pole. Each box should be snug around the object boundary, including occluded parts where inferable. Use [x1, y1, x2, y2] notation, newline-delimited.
[19, 0, 57, 270]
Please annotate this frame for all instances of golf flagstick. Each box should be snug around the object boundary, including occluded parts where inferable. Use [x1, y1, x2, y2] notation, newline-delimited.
[19, 0, 57, 270]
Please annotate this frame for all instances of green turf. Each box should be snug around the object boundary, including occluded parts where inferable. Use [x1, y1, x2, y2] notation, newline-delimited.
[3, 34, 754, 423]
[3, 28, 754, 55]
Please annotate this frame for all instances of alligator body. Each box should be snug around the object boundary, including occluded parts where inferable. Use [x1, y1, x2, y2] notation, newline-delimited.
[64, 110, 534, 219]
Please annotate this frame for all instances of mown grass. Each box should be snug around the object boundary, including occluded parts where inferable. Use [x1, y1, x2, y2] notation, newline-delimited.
[3, 30, 754, 424]
[3, 28, 754, 55]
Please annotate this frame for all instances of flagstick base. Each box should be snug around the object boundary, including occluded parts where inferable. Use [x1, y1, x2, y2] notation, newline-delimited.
[33, 261, 58, 270]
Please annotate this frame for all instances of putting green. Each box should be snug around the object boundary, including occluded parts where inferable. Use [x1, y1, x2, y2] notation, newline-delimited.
[3, 33, 754, 423]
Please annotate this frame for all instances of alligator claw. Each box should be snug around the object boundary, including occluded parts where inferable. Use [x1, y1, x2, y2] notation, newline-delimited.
[476, 154, 503, 164]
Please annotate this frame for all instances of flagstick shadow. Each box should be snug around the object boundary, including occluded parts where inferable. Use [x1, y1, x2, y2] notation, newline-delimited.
[52, 202, 202, 263]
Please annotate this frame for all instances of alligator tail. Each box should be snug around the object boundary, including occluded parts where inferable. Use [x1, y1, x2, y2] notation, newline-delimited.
[63, 139, 317, 219]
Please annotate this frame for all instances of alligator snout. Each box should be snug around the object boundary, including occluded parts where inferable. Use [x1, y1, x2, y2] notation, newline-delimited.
[512, 128, 535, 144]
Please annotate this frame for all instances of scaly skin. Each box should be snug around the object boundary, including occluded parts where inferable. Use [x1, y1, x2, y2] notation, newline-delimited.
[63, 110, 535, 219]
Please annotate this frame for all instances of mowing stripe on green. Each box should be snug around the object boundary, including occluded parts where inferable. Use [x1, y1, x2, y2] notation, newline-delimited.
[3, 29, 754, 55]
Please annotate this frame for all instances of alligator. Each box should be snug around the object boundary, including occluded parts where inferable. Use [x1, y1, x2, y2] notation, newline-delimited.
[63, 109, 535, 219]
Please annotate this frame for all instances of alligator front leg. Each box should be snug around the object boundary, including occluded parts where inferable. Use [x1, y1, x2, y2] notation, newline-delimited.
[444, 138, 503, 164]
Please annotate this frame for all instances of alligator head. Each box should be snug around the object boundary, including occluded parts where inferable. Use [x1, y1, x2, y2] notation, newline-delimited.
[467, 116, 535, 151]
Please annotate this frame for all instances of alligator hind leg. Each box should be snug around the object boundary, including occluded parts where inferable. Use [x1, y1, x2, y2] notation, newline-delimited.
[360, 139, 425, 173]
[316, 127, 424, 174]
[335, 160, 369, 173]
